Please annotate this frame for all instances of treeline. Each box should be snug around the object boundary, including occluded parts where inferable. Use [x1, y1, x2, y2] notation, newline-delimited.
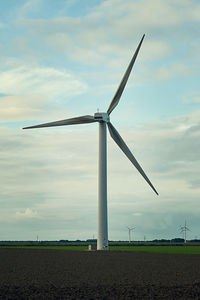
[0, 238, 200, 246]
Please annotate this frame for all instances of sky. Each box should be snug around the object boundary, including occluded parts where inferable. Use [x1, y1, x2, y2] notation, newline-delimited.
[0, 0, 200, 241]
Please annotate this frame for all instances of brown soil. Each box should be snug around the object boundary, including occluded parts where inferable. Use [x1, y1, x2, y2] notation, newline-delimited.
[0, 248, 200, 299]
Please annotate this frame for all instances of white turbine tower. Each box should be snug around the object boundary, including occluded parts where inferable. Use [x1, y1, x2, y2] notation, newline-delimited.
[23, 35, 158, 251]
[180, 220, 190, 244]
[127, 227, 135, 243]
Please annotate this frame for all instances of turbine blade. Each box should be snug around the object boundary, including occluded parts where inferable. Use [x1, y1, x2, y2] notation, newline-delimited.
[107, 122, 158, 195]
[107, 34, 145, 115]
[23, 115, 97, 129]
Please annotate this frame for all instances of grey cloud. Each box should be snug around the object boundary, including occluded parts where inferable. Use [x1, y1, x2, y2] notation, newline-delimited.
[1, 109, 200, 240]
[0, 0, 200, 240]
[10, 0, 199, 89]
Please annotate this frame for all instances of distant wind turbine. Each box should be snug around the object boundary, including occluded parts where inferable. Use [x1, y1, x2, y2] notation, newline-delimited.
[179, 220, 190, 243]
[23, 34, 158, 250]
[126, 226, 135, 243]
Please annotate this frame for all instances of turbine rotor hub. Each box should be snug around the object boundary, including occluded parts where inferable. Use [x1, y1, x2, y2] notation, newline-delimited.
[94, 112, 110, 122]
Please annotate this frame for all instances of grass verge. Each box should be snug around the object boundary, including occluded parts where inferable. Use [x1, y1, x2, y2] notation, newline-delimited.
[1, 245, 200, 254]
[110, 245, 200, 254]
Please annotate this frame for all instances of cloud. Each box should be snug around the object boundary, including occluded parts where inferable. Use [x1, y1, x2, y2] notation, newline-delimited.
[0, 0, 200, 240]
[135, 112, 200, 194]
[16, 208, 39, 219]
[91, 0, 200, 28]
[183, 93, 200, 104]
[17, 0, 43, 19]
[143, 62, 193, 81]
[132, 212, 142, 217]
[1, 108, 200, 239]
[0, 63, 88, 121]
[0, 95, 42, 122]
[0, 22, 5, 29]
[13, 0, 199, 88]
[0, 64, 87, 98]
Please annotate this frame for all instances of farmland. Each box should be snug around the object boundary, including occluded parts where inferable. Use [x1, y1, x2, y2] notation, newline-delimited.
[0, 248, 200, 299]
[110, 245, 200, 254]
[1, 244, 200, 254]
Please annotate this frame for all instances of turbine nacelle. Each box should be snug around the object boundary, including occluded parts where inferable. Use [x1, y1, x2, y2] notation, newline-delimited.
[94, 112, 110, 122]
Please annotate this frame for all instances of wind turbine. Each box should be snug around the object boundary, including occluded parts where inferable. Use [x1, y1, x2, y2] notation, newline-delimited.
[23, 34, 158, 251]
[126, 226, 135, 243]
[179, 220, 190, 244]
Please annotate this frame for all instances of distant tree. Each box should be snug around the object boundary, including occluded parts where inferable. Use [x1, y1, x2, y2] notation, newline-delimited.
[59, 240, 69, 243]
[171, 238, 184, 243]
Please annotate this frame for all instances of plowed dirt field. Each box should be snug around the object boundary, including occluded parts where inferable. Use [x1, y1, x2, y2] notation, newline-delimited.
[0, 248, 200, 299]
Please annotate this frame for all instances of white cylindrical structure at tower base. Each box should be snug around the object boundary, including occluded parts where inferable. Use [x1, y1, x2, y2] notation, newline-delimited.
[97, 121, 108, 250]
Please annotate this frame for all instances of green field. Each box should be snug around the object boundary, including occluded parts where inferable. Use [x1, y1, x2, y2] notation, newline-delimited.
[110, 245, 200, 254]
[1, 245, 200, 254]
[0, 245, 88, 251]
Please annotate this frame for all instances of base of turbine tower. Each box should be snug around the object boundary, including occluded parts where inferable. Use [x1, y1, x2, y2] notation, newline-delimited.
[97, 245, 109, 251]
[97, 239, 109, 250]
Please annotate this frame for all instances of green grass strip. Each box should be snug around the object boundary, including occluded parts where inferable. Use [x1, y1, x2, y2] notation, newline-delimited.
[0, 245, 88, 251]
[110, 245, 200, 254]
[1, 245, 200, 254]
